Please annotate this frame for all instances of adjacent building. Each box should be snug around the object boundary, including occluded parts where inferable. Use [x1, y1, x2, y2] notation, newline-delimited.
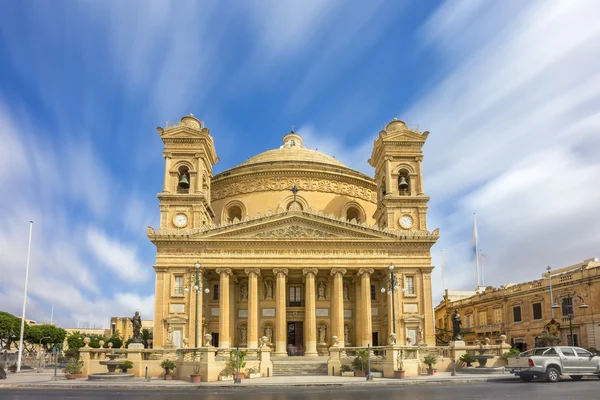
[435, 258, 600, 351]
[148, 115, 440, 353]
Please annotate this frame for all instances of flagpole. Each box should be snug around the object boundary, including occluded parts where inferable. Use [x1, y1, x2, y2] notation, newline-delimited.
[17, 221, 33, 373]
[473, 213, 480, 287]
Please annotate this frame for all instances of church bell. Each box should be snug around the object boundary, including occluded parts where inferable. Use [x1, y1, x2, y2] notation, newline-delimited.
[398, 175, 409, 190]
[178, 172, 190, 189]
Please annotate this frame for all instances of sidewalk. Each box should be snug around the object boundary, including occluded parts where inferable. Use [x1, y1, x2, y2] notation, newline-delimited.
[0, 369, 518, 389]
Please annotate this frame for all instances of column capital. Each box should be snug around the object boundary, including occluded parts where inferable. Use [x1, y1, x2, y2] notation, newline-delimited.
[245, 268, 261, 276]
[215, 267, 232, 276]
[163, 152, 172, 159]
[273, 268, 288, 277]
[330, 268, 347, 276]
[357, 268, 374, 277]
[415, 155, 424, 162]
[302, 268, 318, 277]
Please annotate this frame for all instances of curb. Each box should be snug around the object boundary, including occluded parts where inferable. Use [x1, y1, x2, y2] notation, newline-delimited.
[0, 376, 518, 390]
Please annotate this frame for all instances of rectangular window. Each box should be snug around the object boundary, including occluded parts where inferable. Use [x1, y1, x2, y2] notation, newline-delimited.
[532, 303, 543, 320]
[405, 276, 415, 295]
[513, 306, 522, 322]
[213, 284, 219, 301]
[289, 286, 302, 306]
[561, 297, 573, 317]
[174, 276, 183, 295]
[370, 284, 376, 301]
[465, 314, 472, 329]
[478, 311, 487, 326]
[493, 309, 502, 324]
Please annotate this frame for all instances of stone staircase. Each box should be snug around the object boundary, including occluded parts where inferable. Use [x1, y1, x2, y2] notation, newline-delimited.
[271, 356, 329, 376]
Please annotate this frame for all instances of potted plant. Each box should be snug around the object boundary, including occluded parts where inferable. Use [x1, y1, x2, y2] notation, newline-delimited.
[229, 349, 246, 381]
[219, 364, 235, 381]
[119, 360, 133, 373]
[423, 354, 437, 375]
[246, 367, 261, 379]
[63, 359, 83, 379]
[394, 360, 405, 379]
[160, 359, 176, 380]
[460, 353, 476, 368]
[340, 364, 354, 377]
[190, 351, 202, 383]
[352, 349, 369, 377]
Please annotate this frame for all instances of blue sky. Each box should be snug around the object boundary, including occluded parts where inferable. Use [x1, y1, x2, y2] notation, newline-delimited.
[1, 0, 599, 329]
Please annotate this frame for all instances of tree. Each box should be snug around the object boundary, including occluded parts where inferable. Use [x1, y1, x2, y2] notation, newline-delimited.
[0, 311, 28, 350]
[141, 328, 153, 349]
[106, 331, 123, 349]
[25, 324, 67, 352]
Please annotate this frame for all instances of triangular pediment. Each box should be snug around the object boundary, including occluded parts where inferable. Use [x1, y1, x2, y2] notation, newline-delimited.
[197, 213, 396, 240]
[380, 129, 427, 143]
[159, 126, 210, 140]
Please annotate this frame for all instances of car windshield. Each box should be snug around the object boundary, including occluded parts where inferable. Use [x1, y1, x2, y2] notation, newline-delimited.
[532, 348, 549, 356]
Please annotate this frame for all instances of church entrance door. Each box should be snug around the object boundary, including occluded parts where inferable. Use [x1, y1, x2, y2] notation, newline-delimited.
[287, 322, 304, 356]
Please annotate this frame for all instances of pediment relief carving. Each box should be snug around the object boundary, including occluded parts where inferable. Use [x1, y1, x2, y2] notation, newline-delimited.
[252, 225, 337, 239]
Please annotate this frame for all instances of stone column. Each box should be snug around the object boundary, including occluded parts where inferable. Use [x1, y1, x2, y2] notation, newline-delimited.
[385, 158, 392, 194]
[216, 268, 232, 348]
[303, 268, 318, 356]
[274, 268, 288, 356]
[330, 268, 347, 347]
[416, 156, 424, 195]
[422, 270, 434, 345]
[153, 268, 167, 347]
[162, 152, 171, 192]
[353, 277, 362, 345]
[195, 153, 203, 193]
[245, 268, 261, 349]
[358, 268, 374, 346]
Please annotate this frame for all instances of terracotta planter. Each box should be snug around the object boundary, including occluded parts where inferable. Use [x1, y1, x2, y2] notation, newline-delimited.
[234, 373, 244, 381]
[427, 368, 435, 375]
[65, 373, 81, 380]
[394, 370, 405, 379]
[165, 374, 173, 380]
[354, 370, 366, 377]
[190, 374, 201, 383]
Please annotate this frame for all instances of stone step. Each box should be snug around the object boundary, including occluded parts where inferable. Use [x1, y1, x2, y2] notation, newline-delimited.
[272, 360, 328, 376]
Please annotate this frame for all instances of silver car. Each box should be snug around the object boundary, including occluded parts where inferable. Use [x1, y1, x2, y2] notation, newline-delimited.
[517, 346, 600, 382]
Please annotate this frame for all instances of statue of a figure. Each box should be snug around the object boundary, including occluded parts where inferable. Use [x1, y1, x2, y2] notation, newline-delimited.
[265, 326, 273, 344]
[318, 325, 326, 344]
[131, 311, 142, 343]
[344, 325, 350, 343]
[343, 283, 350, 300]
[451, 309, 462, 341]
[240, 283, 248, 301]
[416, 328, 423, 344]
[264, 280, 273, 300]
[318, 281, 326, 299]
[167, 326, 174, 344]
[240, 326, 247, 344]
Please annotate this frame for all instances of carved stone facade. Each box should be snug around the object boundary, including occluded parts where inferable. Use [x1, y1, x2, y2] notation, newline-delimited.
[435, 258, 600, 351]
[149, 116, 438, 354]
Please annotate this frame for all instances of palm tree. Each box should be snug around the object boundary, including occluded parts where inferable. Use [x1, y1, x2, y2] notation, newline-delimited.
[141, 328, 153, 349]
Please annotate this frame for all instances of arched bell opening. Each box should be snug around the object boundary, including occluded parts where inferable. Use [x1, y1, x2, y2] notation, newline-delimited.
[398, 169, 410, 196]
[177, 166, 191, 193]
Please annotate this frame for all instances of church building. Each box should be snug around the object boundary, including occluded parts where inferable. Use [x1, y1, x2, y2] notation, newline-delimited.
[148, 114, 439, 355]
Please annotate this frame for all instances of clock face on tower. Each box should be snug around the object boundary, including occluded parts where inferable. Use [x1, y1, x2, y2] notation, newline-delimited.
[173, 213, 188, 228]
[399, 215, 413, 229]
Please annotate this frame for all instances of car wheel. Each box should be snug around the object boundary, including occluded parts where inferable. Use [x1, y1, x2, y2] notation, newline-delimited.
[520, 374, 534, 382]
[570, 375, 583, 381]
[545, 367, 560, 383]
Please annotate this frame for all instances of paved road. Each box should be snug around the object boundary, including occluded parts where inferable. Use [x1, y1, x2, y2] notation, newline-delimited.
[1, 380, 599, 399]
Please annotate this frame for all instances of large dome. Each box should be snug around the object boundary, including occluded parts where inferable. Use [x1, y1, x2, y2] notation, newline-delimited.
[230, 130, 351, 171]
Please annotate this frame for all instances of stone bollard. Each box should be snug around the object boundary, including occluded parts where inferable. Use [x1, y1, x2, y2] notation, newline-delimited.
[328, 347, 341, 376]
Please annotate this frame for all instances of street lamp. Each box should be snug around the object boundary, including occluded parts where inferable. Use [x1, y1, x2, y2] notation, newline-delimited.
[551, 293, 588, 346]
[184, 262, 210, 347]
[381, 263, 404, 337]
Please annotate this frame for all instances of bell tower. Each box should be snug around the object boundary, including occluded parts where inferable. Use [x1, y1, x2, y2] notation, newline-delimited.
[368, 118, 430, 231]
[156, 114, 218, 229]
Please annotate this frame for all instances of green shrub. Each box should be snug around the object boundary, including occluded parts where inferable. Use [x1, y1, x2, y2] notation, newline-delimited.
[500, 348, 521, 361]
[423, 354, 437, 368]
[160, 359, 176, 373]
[63, 359, 83, 374]
[340, 364, 353, 372]
[352, 349, 369, 372]
[460, 353, 476, 366]
[119, 360, 133, 371]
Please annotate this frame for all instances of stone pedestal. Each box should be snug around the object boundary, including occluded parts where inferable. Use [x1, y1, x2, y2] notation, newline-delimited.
[450, 340, 467, 361]
[127, 343, 144, 350]
[327, 347, 342, 376]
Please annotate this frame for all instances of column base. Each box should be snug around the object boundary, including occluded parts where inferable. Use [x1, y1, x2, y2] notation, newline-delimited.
[273, 352, 288, 357]
[219, 341, 230, 348]
[304, 351, 318, 357]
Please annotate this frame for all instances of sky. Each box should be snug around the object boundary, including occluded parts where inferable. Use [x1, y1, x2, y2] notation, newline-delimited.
[0, 0, 599, 329]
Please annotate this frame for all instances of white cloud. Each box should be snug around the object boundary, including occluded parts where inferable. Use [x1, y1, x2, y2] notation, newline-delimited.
[86, 227, 149, 282]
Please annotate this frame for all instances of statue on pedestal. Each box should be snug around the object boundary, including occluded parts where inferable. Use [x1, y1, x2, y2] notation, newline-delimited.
[318, 281, 326, 299]
[264, 280, 273, 300]
[452, 309, 462, 341]
[130, 311, 142, 343]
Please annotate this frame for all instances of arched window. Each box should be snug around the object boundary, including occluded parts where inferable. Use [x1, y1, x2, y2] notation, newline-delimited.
[177, 166, 190, 193]
[346, 207, 361, 223]
[227, 205, 242, 222]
